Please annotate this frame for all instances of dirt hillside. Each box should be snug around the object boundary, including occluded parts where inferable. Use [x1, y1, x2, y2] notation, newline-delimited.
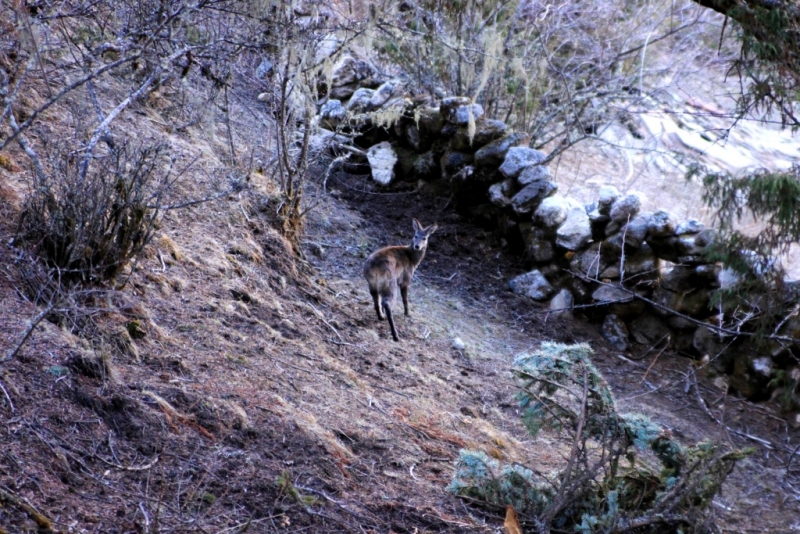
[2, 131, 800, 532]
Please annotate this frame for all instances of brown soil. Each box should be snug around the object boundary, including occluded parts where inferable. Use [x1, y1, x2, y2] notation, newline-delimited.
[2, 143, 799, 533]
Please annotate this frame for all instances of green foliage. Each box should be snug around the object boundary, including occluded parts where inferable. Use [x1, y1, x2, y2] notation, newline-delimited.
[706, 0, 800, 128]
[687, 164, 800, 342]
[447, 451, 554, 514]
[449, 342, 751, 533]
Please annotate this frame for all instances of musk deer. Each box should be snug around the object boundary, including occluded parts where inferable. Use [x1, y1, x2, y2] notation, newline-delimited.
[364, 219, 438, 341]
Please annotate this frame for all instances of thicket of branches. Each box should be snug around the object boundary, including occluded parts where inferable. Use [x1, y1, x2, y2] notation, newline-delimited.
[365, 0, 721, 158]
[449, 343, 751, 534]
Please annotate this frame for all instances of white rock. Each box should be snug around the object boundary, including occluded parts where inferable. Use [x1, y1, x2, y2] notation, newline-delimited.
[452, 337, 467, 350]
[597, 185, 620, 212]
[499, 147, 547, 179]
[556, 199, 592, 251]
[367, 142, 398, 185]
[534, 195, 571, 228]
[549, 289, 574, 317]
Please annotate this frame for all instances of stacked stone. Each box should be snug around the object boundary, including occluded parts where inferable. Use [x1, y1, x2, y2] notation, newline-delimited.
[309, 79, 798, 403]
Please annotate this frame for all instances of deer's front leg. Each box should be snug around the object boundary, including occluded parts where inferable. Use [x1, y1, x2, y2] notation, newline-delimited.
[401, 285, 409, 316]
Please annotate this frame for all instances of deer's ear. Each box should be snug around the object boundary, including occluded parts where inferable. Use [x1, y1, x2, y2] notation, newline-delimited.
[426, 223, 438, 235]
[412, 218, 422, 232]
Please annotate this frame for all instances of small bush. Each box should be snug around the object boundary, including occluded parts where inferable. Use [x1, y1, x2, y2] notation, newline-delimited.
[449, 342, 751, 533]
[15, 141, 174, 290]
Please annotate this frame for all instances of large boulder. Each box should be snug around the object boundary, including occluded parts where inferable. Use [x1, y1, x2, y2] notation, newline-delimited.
[556, 200, 592, 251]
[367, 142, 398, 185]
[570, 247, 608, 278]
[498, 147, 547, 179]
[606, 213, 651, 249]
[676, 219, 705, 235]
[440, 150, 474, 179]
[509, 270, 554, 301]
[474, 132, 530, 167]
[510, 180, 558, 215]
[407, 106, 445, 151]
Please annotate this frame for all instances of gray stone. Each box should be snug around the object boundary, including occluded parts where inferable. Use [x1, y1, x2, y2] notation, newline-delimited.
[309, 128, 351, 155]
[449, 120, 508, 151]
[440, 96, 484, 125]
[592, 284, 633, 303]
[319, 99, 347, 129]
[676, 219, 705, 235]
[367, 142, 397, 185]
[527, 236, 555, 263]
[571, 247, 607, 278]
[517, 164, 551, 186]
[556, 200, 592, 251]
[549, 289, 574, 317]
[694, 228, 717, 247]
[499, 147, 547, 179]
[347, 87, 375, 112]
[598, 185, 620, 214]
[693, 326, 729, 359]
[488, 180, 514, 207]
[668, 315, 697, 330]
[369, 79, 404, 109]
[255, 58, 273, 79]
[600, 244, 660, 282]
[648, 209, 678, 237]
[510, 180, 558, 215]
[602, 314, 630, 351]
[331, 55, 375, 92]
[509, 270, 554, 301]
[440, 150, 473, 178]
[534, 195, 571, 228]
[630, 314, 671, 345]
[609, 192, 645, 222]
[474, 132, 530, 167]
[606, 213, 651, 249]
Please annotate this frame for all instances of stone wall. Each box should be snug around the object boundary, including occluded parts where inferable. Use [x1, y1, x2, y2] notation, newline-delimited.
[313, 63, 799, 404]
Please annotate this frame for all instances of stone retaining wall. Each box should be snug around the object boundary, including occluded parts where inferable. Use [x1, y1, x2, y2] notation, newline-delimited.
[312, 64, 799, 404]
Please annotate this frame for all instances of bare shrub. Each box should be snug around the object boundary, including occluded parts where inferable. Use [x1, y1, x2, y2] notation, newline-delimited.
[15, 140, 175, 289]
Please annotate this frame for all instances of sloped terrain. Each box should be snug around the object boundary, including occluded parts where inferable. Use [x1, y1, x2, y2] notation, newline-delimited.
[2, 136, 800, 532]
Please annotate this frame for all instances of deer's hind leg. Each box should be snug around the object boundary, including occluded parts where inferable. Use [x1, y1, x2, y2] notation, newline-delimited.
[370, 289, 385, 320]
[400, 285, 410, 316]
